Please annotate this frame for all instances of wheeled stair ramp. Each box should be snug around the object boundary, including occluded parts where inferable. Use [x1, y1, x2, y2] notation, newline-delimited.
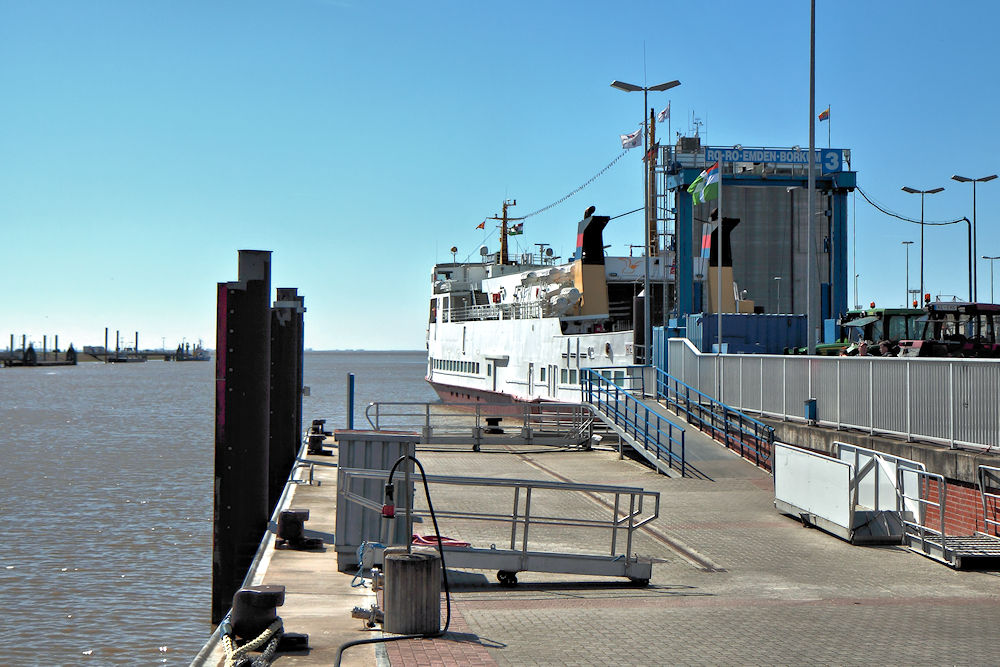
[773, 442, 925, 544]
[337, 467, 658, 585]
[899, 465, 1000, 569]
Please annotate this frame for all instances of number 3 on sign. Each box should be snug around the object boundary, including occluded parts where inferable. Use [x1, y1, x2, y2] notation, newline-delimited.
[821, 150, 842, 174]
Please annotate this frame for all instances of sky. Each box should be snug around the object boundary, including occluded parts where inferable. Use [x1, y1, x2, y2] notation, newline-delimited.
[2, 1, 998, 351]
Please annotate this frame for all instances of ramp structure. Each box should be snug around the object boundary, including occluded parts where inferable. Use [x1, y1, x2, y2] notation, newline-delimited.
[774, 442, 924, 544]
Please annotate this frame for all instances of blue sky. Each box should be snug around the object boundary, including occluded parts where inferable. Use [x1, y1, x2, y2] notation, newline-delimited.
[1, 1, 997, 351]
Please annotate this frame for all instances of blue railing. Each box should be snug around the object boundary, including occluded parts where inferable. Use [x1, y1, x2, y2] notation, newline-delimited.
[655, 368, 774, 472]
[582, 368, 686, 476]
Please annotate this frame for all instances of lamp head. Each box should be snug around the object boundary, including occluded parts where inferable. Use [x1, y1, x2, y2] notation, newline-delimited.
[610, 80, 642, 92]
[647, 80, 681, 92]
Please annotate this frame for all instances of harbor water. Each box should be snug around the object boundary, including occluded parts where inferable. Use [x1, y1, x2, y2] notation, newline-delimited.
[0, 350, 433, 666]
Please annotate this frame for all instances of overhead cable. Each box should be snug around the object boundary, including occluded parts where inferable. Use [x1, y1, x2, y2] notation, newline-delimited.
[855, 185, 965, 226]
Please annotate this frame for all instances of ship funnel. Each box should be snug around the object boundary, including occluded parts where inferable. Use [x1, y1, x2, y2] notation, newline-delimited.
[571, 209, 610, 317]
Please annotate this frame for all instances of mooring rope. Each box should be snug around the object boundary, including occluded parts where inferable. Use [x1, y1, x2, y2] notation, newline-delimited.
[222, 619, 283, 667]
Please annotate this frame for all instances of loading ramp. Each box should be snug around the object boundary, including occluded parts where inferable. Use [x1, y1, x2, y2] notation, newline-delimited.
[337, 467, 658, 585]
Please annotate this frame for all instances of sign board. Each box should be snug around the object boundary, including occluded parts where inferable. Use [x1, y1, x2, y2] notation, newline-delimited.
[705, 147, 845, 174]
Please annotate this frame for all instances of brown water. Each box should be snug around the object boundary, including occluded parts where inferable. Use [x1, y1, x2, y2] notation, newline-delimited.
[0, 350, 433, 665]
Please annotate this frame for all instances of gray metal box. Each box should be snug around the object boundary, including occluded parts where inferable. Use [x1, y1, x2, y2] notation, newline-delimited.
[334, 430, 416, 572]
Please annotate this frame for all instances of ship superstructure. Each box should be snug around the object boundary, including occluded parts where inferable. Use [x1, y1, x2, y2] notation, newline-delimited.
[426, 205, 668, 403]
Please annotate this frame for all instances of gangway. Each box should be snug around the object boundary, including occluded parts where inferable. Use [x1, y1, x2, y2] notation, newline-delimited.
[900, 465, 1000, 569]
[337, 467, 658, 585]
[365, 401, 597, 451]
[582, 368, 686, 476]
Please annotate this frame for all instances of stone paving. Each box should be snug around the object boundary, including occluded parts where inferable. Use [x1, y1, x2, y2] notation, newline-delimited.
[379, 424, 1000, 666]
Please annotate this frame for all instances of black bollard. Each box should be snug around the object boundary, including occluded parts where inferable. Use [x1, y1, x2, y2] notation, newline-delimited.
[231, 585, 285, 640]
[213, 250, 272, 625]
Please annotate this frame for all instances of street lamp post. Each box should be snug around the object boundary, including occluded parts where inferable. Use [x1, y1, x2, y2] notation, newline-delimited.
[951, 174, 998, 301]
[902, 241, 913, 307]
[985, 255, 1000, 304]
[901, 186, 944, 303]
[773, 276, 782, 313]
[611, 78, 681, 364]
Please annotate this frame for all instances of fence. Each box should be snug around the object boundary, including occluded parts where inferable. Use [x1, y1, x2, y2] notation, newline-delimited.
[364, 401, 596, 450]
[666, 337, 1000, 451]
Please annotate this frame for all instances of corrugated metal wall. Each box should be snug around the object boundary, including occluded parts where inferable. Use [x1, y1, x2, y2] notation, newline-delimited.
[691, 184, 825, 315]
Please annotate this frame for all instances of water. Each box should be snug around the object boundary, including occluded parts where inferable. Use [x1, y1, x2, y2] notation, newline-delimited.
[0, 350, 433, 665]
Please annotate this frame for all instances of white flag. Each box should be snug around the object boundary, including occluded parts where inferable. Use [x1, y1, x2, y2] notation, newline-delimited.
[656, 102, 671, 123]
[620, 128, 642, 149]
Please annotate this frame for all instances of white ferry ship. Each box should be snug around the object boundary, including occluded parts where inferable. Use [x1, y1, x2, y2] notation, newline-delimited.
[426, 203, 669, 403]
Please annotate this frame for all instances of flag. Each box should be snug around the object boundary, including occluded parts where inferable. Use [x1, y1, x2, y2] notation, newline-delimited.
[476, 221, 485, 229]
[509, 222, 523, 235]
[656, 102, 670, 123]
[818, 106, 830, 122]
[643, 141, 660, 163]
[620, 128, 642, 149]
[687, 161, 719, 203]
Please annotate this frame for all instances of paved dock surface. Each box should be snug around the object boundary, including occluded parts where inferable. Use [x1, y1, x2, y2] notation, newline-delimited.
[206, 418, 1000, 666]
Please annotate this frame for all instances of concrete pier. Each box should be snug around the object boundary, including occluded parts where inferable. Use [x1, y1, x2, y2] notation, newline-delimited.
[196, 411, 1000, 666]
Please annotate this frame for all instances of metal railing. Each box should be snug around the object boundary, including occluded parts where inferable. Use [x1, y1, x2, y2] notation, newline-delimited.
[582, 367, 685, 475]
[338, 467, 660, 562]
[666, 336, 1000, 451]
[365, 400, 596, 449]
[978, 465, 1000, 537]
[899, 469, 947, 550]
[656, 368, 774, 471]
[447, 301, 544, 323]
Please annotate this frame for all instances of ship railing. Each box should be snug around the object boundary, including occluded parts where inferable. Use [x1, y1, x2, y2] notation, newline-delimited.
[582, 368, 685, 476]
[364, 400, 597, 449]
[655, 367, 774, 472]
[448, 301, 546, 323]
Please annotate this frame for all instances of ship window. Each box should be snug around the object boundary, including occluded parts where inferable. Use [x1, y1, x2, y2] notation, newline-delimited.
[487, 364, 492, 377]
[429, 299, 437, 323]
[569, 369, 578, 384]
[560, 368, 568, 383]
[540, 367, 546, 382]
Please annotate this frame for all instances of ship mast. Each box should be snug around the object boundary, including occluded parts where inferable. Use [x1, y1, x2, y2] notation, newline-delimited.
[487, 199, 522, 265]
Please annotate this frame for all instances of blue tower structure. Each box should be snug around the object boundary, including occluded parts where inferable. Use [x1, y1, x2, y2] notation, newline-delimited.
[664, 142, 857, 340]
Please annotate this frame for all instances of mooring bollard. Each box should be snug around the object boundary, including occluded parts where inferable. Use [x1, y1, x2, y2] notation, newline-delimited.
[383, 547, 441, 635]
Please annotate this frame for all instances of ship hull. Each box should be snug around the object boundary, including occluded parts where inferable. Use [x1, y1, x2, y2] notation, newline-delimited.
[426, 315, 632, 404]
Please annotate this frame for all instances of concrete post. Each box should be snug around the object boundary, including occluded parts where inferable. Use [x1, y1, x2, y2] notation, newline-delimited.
[213, 249, 272, 624]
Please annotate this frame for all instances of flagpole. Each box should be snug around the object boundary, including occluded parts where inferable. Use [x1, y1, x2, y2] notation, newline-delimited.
[807, 0, 817, 354]
[828, 104, 831, 148]
[717, 156, 723, 377]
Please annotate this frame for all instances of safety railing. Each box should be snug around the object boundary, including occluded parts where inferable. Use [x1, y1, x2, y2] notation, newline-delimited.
[447, 301, 545, 323]
[365, 400, 595, 449]
[666, 336, 1000, 451]
[656, 368, 774, 471]
[582, 368, 685, 476]
[899, 469, 947, 550]
[338, 467, 660, 562]
[978, 465, 1000, 537]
